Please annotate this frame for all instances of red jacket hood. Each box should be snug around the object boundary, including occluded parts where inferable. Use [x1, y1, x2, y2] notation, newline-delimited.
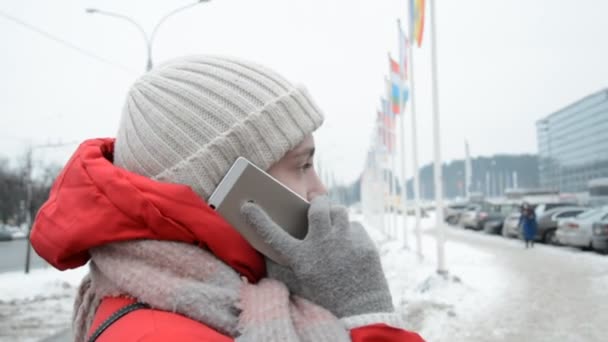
[30, 138, 265, 282]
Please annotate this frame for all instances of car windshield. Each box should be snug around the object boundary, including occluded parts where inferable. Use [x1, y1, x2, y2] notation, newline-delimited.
[554, 210, 583, 218]
[576, 209, 602, 219]
[499, 205, 518, 215]
[509, 211, 521, 218]
[449, 205, 467, 210]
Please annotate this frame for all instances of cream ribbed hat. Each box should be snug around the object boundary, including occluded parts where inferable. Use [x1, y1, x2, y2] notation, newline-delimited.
[114, 55, 325, 200]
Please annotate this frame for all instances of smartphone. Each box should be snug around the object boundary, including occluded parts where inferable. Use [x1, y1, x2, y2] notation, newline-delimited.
[208, 157, 310, 265]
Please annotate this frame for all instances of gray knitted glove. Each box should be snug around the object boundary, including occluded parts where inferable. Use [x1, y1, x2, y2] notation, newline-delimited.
[241, 196, 394, 318]
[265, 258, 303, 295]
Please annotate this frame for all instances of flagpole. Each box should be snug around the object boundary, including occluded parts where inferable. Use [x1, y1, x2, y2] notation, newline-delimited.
[465, 140, 472, 199]
[372, 131, 382, 232]
[391, 120, 398, 239]
[405, 18, 423, 259]
[429, 0, 447, 275]
[386, 69, 398, 240]
[398, 112, 409, 248]
[385, 152, 391, 237]
[376, 145, 384, 232]
[384, 75, 395, 239]
[394, 20, 409, 249]
[379, 143, 387, 234]
[382, 110, 389, 237]
[378, 123, 386, 234]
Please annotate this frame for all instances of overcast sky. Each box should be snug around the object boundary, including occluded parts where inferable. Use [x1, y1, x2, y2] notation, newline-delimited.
[1, 0, 607, 184]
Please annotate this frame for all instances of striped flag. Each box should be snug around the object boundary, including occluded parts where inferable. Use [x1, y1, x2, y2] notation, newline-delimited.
[376, 109, 385, 149]
[389, 56, 406, 115]
[398, 20, 409, 81]
[387, 55, 403, 115]
[397, 21, 410, 110]
[376, 108, 392, 156]
[409, 0, 425, 47]
[381, 97, 396, 153]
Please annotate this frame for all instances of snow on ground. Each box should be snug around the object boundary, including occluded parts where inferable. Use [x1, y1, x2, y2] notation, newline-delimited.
[0, 267, 87, 342]
[355, 213, 489, 341]
[1, 212, 607, 341]
[356, 212, 608, 342]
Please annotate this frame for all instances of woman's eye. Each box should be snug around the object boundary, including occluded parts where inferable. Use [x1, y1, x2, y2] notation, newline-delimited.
[301, 163, 313, 170]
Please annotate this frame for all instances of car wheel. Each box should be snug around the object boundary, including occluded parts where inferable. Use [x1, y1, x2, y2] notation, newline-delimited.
[543, 229, 558, 245]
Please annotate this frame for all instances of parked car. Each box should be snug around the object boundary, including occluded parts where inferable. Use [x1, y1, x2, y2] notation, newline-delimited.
[458, 204, 483, 230]
[458, 201, 514, 231]
[591, 219, 608, 254]
[534, 202, 578, 218]
[1, 224, 27, 240]
[482, 202, 520, 235]
[556, 207, 608, 250]
[502, 211, 522, 238]
[0, 227, 12, 241]
[531, 206, 587, 244]
[445, 203, 469, 225]
[403, 207, 429, 217]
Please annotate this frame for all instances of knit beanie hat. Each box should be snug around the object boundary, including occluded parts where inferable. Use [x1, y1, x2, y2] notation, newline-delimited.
[113, 55, 325, 200]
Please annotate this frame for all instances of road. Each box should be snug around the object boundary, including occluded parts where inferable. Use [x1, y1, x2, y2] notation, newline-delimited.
[0, 239, 48, 273]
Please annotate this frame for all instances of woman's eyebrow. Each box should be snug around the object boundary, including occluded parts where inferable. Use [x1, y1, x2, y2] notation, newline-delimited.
[291, 147, 315, 159]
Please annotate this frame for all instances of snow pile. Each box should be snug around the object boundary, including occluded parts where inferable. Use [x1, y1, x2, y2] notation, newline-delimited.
[355, 213, 482, 340]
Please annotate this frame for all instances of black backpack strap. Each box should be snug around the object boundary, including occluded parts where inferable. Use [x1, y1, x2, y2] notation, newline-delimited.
[87, 302, 150, 342]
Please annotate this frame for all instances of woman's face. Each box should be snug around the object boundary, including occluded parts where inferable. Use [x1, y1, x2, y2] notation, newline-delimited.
[267, 134, 326, 201]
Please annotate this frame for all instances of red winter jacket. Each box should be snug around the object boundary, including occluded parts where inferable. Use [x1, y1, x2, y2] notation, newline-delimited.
[31, 138, 424, 342]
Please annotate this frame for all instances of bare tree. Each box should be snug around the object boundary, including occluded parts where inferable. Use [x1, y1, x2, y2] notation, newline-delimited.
[0, 152, 60, 226]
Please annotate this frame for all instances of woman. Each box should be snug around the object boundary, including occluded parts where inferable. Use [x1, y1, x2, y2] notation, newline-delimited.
[30, 56, 424, 341]
[520, 204, 538, 248]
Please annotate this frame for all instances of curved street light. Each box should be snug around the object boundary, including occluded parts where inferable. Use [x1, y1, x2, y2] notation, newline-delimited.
[86, 0, 210, 71]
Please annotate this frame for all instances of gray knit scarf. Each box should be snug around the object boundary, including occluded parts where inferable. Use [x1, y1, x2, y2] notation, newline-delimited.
[73, 240, 351, 342]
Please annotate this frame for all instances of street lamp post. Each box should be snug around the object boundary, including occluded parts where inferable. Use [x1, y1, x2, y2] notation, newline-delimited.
[86, 1, 210, 71]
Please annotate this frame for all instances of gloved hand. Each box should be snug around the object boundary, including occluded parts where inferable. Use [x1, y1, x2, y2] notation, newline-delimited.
[241, 196, 394, 318]
[264, 258, 303, 295]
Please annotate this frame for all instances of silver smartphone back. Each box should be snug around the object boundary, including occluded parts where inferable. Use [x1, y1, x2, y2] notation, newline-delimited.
[208, 157, 309, 265]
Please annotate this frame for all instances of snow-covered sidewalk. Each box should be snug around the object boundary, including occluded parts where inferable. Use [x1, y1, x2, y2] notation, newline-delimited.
[356, 213, 488, 341]
[358, 213, 608, 342]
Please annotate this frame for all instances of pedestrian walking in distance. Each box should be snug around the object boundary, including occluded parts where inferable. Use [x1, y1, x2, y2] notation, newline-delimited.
[29, 56, 425, 342]
[520, 203, 538, 248]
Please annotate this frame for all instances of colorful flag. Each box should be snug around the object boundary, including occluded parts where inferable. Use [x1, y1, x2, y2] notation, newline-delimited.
[376, 108, 392, 158]
[398, 20, 409, 81]
[389, 57, 404, 115]
[376, 110, 385, 148]
[398, 21, 410, 102]
[381, 97, 396, 153]
[409, 0, 425, 47]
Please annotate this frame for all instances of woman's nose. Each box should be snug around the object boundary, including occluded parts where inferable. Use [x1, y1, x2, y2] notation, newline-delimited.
[307, 174, 327, 201]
